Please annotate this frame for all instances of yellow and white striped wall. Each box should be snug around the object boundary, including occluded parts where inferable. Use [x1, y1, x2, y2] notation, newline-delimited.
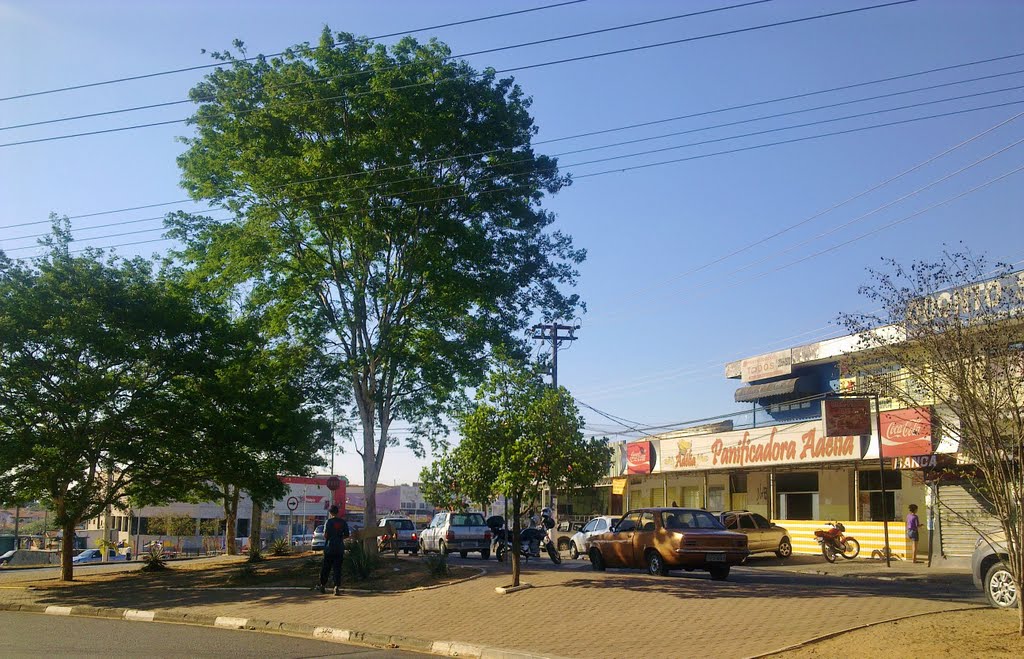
[777, 520, 911, 560]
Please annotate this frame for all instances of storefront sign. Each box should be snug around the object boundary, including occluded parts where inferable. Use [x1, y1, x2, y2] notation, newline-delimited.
[740, 349, 793, 382]
[611, 478, 627, 495]
[880, 407, 932, 457]
[894, 454, 937, 469]
[626, 440, 653, 474]
[823, 398, 873, 437]
[659, 420, 864, 472]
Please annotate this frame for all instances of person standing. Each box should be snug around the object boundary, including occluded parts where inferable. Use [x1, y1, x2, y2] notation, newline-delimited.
[906, 504, 920, 564]
[318, 505, 349, 595]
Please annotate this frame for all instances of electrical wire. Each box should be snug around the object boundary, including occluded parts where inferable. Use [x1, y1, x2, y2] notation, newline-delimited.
[0, 0, 591, 102]
[7, 98, 1021, 257]
[6, 47, 1020, 230]
[0, 1, 776, 132]
[0, 1, 918, 148]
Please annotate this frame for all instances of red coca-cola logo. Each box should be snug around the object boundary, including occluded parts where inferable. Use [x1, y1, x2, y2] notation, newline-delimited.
[880, 408, 932, 457]
[626, 441, 652, 474]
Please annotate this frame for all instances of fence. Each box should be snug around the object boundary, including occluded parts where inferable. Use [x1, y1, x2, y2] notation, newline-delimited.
[777, 520, 909, 560]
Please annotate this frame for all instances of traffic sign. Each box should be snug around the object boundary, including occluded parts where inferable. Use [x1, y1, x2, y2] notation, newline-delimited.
[326, 476, 341, 491]
[286, 496, 299, 511]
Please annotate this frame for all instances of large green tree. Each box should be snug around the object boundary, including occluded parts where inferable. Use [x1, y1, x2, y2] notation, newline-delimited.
[421, 362, 608, 586]
[0, 223, 220, 580]
[168, 29, 584, 537]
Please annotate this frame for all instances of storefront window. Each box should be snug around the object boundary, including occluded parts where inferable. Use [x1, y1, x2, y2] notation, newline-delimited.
[776, 472, 820, 520]
[859, 469, 902, 521]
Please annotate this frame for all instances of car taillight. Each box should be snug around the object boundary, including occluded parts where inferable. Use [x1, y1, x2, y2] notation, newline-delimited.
[411, 533, 417, 540]
[445, 530, 455, 541]
[484, 531, 491, 541]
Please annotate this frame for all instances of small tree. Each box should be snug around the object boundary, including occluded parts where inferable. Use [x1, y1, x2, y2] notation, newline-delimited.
[421, 362, 608, 587]
[839, 251, 1024, 633]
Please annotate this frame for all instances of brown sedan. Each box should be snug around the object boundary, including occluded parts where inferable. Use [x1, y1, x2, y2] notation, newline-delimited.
[588, 508, 748, 580]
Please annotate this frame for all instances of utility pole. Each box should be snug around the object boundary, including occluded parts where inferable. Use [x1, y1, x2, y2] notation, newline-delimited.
[531, 322, 579, 388]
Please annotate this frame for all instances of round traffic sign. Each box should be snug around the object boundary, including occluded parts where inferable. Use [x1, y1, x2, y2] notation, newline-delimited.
[326, 476, 341, 491]
[286, 496, 299, 511]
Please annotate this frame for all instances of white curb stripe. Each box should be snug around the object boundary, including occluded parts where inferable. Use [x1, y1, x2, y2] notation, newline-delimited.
[214, 616, 248, 629]
[432, 640, 484, 657]
[313, 627, 351, 642]
[44, 606, 73, 616]
[123, 609, 155, 621]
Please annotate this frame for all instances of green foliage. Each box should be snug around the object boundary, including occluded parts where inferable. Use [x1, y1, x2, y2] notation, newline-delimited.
[168, 29, 585, 533]
[140, 548, 168, 572]
[148, 515, 196, 537]
[343, 540, 381, 581]
[246, 545, 266, 563]
[199, 519, 223, 537]
[423, 552, 450, 578]
[0, 220, 228, 580]
[270, 538, 291, 556]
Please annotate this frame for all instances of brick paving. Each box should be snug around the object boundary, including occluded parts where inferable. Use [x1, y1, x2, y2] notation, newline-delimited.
[0, 556, 982, 658]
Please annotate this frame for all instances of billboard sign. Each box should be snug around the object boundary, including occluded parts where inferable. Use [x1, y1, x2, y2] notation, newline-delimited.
[880, 407, 932, 457]
[626, 441, 653, 474]
[823, 398, 873, 437]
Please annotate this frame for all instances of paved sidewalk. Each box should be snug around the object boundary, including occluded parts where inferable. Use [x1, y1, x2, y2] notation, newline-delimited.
[0, 556, 982, 659]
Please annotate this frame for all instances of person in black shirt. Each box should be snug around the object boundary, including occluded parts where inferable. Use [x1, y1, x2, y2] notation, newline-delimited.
[318, 505, 349, 595]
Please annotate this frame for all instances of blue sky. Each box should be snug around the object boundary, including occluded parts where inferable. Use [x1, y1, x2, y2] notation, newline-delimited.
[2, 1, 1022, 485]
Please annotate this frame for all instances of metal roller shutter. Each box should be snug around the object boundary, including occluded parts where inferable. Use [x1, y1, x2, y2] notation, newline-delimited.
[937, 484, 1000, 558]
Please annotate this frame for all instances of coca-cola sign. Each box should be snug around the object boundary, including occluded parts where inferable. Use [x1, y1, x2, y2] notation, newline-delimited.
[880, 407, 932, 457]
[626, 441, 653, 474]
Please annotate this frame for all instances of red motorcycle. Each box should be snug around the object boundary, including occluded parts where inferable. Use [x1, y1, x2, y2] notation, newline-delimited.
[815, 522, 861, 562]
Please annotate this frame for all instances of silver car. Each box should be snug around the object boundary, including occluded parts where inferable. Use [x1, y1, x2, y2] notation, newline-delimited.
[568, 515, 620, 559]
[311, 524, 325, 550]
[972, 532, 1018, 609]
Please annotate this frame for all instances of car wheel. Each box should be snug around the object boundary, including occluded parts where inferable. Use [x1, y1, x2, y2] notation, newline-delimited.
[985, 562, 1019, 609]
[459, 551, 468, 559]
[411, 548, 419, 556]
[709, 566, 730, 581]
[496, 543, 507, 563]
[440, 541, 449, 557]
[589, 548, 606, 572]
[569, 542, 581, 560]
[775, 538, 793, 559]
[558, 538, 571, 552]
[646, 550, 668, 576]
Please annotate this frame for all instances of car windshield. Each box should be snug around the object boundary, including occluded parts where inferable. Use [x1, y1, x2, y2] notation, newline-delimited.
[315, 525, 324, 534]
[661, 509, 727, 530]
[450, 513, 485, 526]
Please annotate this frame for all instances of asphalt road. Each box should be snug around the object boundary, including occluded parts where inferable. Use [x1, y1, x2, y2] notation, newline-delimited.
[0, 611, 419, 658]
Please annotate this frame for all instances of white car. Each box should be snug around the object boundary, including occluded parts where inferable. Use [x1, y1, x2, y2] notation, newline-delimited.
[311, 525, 325, 550]
[72, 548, 125, 564]
[568, 516, 620, 560]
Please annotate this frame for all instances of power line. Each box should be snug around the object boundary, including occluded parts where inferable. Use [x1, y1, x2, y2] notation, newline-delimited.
[7, 47, 1020, 230]
[0, 1, 776, 132]
[0, 0, 590, 102]
[7, 98, 1022, 254]
[0, 1, 918, 148]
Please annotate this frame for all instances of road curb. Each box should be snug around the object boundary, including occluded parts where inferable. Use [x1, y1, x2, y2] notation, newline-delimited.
[0, 600, 568, 658]
[747, 605, 986, 658]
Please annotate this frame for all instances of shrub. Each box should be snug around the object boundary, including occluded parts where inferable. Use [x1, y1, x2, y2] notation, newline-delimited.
[270, 538, 291, 556]
[246, 545, 265, 563]
[424, 552, 449, 578]
[140, 547, 168, 572]
[342, 541, 380, 581]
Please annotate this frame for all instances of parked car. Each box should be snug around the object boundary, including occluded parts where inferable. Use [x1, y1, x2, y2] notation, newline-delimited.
[378, 516, 419, 554]
[0, 549, 15, 566]
[718, 510, 792, 558]
[72, 548, 126, 564]
[552, 520, 586, 553]
[311, 525, 325, 550]
[345, 512, 365, 534]
[568, 516, 621, 559]
[419, 511, 491, 559]
[973, 532, 1018, 609]
[588, 508, 748, 580]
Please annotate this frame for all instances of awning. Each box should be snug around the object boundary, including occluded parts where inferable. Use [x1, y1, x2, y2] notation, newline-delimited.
[733, 376, 811, 403]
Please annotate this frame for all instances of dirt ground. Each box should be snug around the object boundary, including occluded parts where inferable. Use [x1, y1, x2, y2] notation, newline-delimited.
[26, 553, 476, 592]
[776, 608, 1024, 657]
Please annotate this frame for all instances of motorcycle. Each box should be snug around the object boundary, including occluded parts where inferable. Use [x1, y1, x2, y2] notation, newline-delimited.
[488, 515, 561, 565]
[814, 522, 861, 562]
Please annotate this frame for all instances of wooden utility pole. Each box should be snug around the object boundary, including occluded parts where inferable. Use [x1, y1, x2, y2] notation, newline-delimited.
[530, 322, 579, 388]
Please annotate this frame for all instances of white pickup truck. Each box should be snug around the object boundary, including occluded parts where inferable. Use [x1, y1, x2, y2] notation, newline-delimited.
[418, 511, 492, 559]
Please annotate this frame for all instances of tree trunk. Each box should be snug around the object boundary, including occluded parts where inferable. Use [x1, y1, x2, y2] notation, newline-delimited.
[511, 495, 521, 588]
[60, 520, 75, 582]
[363, 442, 378, 555]
[224, 486, 239, 555]
[249, 500, 262, 553]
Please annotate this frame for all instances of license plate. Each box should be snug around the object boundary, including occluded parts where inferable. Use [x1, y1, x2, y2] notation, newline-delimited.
[706, 552, 726, 562]
[461, 541, 478, 548]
